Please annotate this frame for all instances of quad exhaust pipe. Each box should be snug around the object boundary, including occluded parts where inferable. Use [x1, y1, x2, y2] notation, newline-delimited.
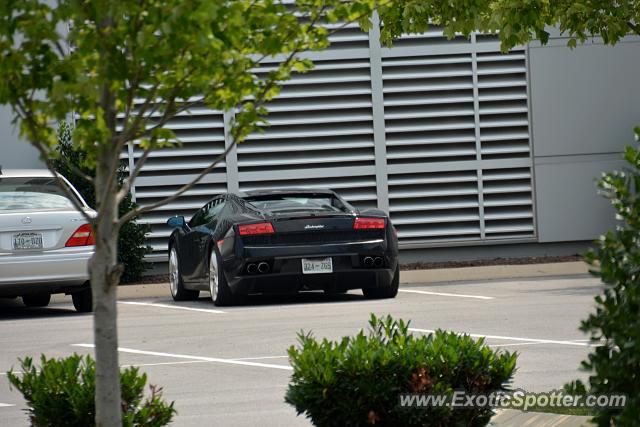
[246, 263, 258, 274]
[246, 261, 270, 274]
[363, 256, 384, 268]
[258, 262, 270, 274]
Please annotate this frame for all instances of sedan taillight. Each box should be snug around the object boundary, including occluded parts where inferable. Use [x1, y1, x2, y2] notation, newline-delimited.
[354, 217, 385, 230]
[65, 224, 95, 247]
[238, 222, 275, 236]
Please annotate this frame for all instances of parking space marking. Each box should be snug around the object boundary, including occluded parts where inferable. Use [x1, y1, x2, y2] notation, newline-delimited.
[119, 301, 226, 314]
[230, 356, 289, 361]
[408, 328, 600, 347]
[0, 403, 16, 408]
[72, 344, 293, 371]
[399, 289, 494, 300]
[121, 360, 212, 368]
[489, 341, 555, 348]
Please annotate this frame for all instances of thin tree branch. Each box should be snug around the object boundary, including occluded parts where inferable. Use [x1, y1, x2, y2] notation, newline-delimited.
[46, 145, 95, 184]
[117, 141, 235, 226]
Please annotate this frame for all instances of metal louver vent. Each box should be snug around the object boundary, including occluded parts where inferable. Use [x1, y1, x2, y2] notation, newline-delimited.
[482, 167, 534, 239]
[382, 29, 534, 246]
[383, 53, 476, 164]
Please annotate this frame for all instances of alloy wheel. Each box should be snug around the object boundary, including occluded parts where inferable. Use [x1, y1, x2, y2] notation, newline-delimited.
[210, 251, 219, 302]
[169, 248, 179, 297]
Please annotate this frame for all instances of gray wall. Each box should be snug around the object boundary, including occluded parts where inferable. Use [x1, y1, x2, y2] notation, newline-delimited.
[0, 105, 44, 169]
[529, 39, 640, 242]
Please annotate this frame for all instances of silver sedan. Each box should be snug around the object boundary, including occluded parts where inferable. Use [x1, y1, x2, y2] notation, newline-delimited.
[0, 169, 95, 312]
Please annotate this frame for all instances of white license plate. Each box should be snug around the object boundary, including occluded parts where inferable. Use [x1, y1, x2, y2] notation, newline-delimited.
[13, 232, 43, 250]
[302, 257, 333, 274]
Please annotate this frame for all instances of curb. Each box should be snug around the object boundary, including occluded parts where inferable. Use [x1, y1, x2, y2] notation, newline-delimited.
[491, 409, 591, 426]
[50, 261, 593, 304]
[51, 282, 168, 304]
[400, 262, 591, 285]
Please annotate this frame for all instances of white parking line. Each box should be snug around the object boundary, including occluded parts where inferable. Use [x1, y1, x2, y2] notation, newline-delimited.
[399, 289, 494, 300]
[72, 344, 292, 371]
[0, 403, 16, 408]
[230, 355, 289, 361]
[408, 328, 600, 347]
[119, 301, 226, 314]
[121, 360, 212, 368]
[489, 341, 555, 348]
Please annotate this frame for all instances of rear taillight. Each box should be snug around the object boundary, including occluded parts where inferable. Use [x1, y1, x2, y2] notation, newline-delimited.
[238, 222, 275, 236]
[354, 217, 385, 230]
[65, 224, 95, 247]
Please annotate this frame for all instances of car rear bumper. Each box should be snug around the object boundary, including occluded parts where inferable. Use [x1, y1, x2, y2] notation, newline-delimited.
[0, 247, 92, 296]
[223, 240, 397, 295]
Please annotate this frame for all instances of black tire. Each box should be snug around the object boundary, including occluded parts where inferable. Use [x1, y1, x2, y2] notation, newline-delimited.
[363, 266, 399, 299]
[72, 287, 93, 313]
[22, 294, 51, 308]
[169, 245, 200, 301]
[209, 249, 235, 306]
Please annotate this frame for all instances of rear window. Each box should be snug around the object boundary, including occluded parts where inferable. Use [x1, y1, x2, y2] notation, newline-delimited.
[245, 194, 349, 213]
[0, 177, 81, 211]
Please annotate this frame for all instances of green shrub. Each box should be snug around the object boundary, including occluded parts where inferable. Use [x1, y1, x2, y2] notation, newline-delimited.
[53, 122, 151, 283]
[7, 354, 175, 427]
[285, 314, 517, 427]
[565, 136, 640, 426]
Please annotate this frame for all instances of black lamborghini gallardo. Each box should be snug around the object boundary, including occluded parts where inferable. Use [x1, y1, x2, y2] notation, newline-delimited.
[166, 189, 399, 306]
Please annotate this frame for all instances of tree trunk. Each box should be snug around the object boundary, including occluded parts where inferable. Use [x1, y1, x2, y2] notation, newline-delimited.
[91, 155, 123, 427]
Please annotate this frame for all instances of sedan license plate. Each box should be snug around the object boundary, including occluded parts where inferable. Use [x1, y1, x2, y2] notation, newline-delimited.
[13, 232, 43, 250]
[302, 257, 333, 274]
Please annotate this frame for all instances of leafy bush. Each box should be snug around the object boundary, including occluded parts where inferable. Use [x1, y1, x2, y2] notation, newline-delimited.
[565, 136, 640, 426]
[7, 354, 175, 427]
[286, 314, 517, 427]
[53, 122, 151, 282]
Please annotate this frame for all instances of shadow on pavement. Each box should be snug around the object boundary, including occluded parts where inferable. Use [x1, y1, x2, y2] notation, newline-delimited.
[0, 298, 85, 320]
[155, 290, 371, 309]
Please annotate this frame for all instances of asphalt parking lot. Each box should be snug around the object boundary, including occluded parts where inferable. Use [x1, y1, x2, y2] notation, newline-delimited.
[0, 275, 602, 426]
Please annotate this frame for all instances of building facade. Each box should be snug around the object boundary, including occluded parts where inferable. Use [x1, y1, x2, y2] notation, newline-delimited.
[2, 23, 639, 264]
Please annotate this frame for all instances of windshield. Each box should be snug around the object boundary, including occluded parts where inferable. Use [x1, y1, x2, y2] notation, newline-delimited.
[245, 194, 349, 213]
[0, 177, 81, 211]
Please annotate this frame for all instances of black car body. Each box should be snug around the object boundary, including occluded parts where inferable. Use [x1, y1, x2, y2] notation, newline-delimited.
[167, 189, 399, 306]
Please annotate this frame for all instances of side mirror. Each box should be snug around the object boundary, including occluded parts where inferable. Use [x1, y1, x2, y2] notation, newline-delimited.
[167, 216, 187, 229]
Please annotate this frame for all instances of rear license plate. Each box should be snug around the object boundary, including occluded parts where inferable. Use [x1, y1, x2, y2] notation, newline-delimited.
[13, 232, 43, 250]
[302, 257, 333, 274]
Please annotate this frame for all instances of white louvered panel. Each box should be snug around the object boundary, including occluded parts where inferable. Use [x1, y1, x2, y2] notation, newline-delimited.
[325, 22, 370, 51]
[389, 171, 481, 244]
[476, 49, 534, 239]
[238, 57, 376, 211]
[383, 47, 478, 243]
[383, 53, 476, 165]
[482, 167, 535, 239]
[477, 50, 530, 160]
